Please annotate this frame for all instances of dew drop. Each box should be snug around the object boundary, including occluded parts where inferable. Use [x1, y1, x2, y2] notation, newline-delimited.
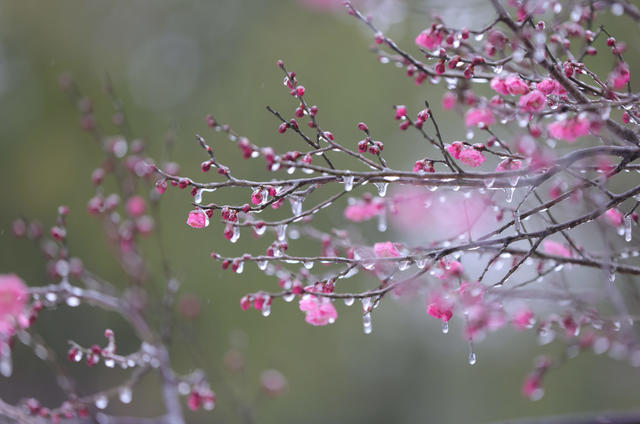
[193, 189, 203, 204]
[283, 293, 295, 302]
[344, 297, 355, 306]
[303, 261, 314, 270]
[95, 395, 108, 409]
[468, 351, 477, 365]
[276, 224, 287, 242]
[66, 296, 80, 307]
[398, 261, 410, 271]
[290, 196, 303, 216]
[119, 387, 132, 404]
[441, 321, 449, 334]
[257, 260, 268, 271]
[254, 225, 267, 236]
[104, 359, 115, 368]
[262, 302, 271, 317]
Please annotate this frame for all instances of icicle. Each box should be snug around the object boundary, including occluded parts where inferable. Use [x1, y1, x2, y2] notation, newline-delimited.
[377, 210, 387, 232]
[416, 259, 428, 269]
[230, 225, 240, 243]
[119, 387, 132, 404]
[283, 293, 295, 302]
[235, 261, 244, 274]
[303, 261, 314, 270]
[608, 269, 616, 283]
[484, 178, 495, 189]
[624, 215, 633, 242]
[398, 261, 410, 271]
[514, 210, 522, 233]
[362, 311, 373, 334]
[290, 196, 303, 216]
[344, 297, 355, 306]
[374, 182, 388, 197]
[505, 187, 515, 203]
[257, 260, 268, 271]
[0, 343, 11, 377]
[254, 224, 267, 236]
[261, 302, 271, 317]
[509, 175, 520, 186]
[343, 175, 354, 192]
[193, 189, 203, 204]
[276, 224, 287, 242]
[441, 321, 449, 334]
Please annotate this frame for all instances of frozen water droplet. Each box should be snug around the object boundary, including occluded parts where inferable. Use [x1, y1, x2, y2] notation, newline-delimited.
[398, 261, 410, 271]
[66, 296, 80, 307]
[254, 224, 267, 236]
[104, 359, 115, 368]
[538, 327, 555, 345]
[374, 182, 388, 197]
[484, 178, 495, 189]
[362, 262, 375, 270]
[474, 33, 484, 41]
[73, 350, 83, 362]
[377, 211, 387, 232]
[283, 293, 295, 302]
[608, 271, 616, 283]
[514, 211, 522, 233]
[257, 260, 268, 271]
[441, 321, 449, 334]
[611, 3, 624, 16]
[45, 292, 58, 303]
[95, 395, 108, 409]
[468, 351, 477, 365]
[344, 297, 355, 306]
[230, 225, 240, 243]
[119, 387, 132, 404]
[0, 345, 12, 377]
[624, 215, 633, 242]
[276, 224, 287, 242]
[505, 187, 515, 203]
[494, 65, 503, 74]
[290, 196, 303, 216]
[509, 176, 520, 187]
[235, 261, 244, 274]
[466, 129, 474, 139]
[303, 261, 314, 270]
[193, 189, 203, 204]
[261, 302, 271, 317]
[343, 175, 354, 192]
[416, 259, 428, 269]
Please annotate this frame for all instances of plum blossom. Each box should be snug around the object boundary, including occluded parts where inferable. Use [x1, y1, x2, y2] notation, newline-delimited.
[547, 117, 590, 142]
[505, 75, 529, 95]
[511, 306, 535, 331]
[518, 90, 546, 113]
[496, 159, 522, 172]
[604, 208, 624, 227]
[543, 240, 571, 258]
[536, 78, 564, 95]
[459, 148, 486, 167]
[490, 77, 510, 96]
[186, 209, 209, 228]
[344, 198, 384, 222]
[426, 292, 454, 323]
[465, 107, 495, 127]
[441, 92, 456, 110]
[415, 27, 443, 50]
[373, 241, 400, 258]
[608, 63, 630, 89]
[125, 196, 146, 217]
[0, 274, 29, 337]
[299, 294, 337, 326]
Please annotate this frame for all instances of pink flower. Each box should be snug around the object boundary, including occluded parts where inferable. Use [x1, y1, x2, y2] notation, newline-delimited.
[445, 141, 464, 159]
[543, 240, 571, 258]
[465, 108, 495, 127]
[536, 78, 556, 95]
[426, 292, 454, 322]
[125, 196, 146, 217]
[605, 208, 624, 227]
[299, 294, 337, 326]
[344, 199, 384, 222]
[394, 105, 407, 120]
[0, 274, 28, 319]
[547, 117, 590, 142]
[511, 306, 534, 331]
[415, 28, 443, 50]
[186, 209, 209, 228]
[496, 159, 522, 172]
[442, 92, 456, 110]
[373, 241, 400, 258]
[459, 149, 486, 167]
[505, 75, 529, 95]
[518, 90, 546, 113]
[608, 63, 630, 89]
[521, 374, 543, 400]
[439, 259, 463, 279]
[490, 77, 510, 95]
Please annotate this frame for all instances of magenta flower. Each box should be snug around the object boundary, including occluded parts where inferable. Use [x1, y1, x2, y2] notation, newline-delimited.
[186, 209, 209, 228]
[0, 274, 28, 320]
[458, 148, 486, 167]
[125, 195, 146, 217]
[608, 62, 630, 89]
[505, 75, 529, 95]
[547, 117, 590, 142]
[441, 92, 456, 110]
[604, 208, 624, 227]
[344, 199, 384, 222]
[496, 159, 522, 172]
[490, 77, 510, 96]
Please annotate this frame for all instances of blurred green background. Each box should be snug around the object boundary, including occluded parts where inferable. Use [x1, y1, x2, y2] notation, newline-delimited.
[1, 0, 639, 422]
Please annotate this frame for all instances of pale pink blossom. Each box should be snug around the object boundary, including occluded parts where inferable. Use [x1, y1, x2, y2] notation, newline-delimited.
[518, 89, 546, 113]
[458, 148, 486, 167]
[521, 374, 543, 400]
[604, 208, 624, 227]
[0, 274, 28, 319]
[496, 159, 522, 172]
[373, 241, 400, 258]
[547, 117, 590, 142]
[125, 195, 146, 217]
[299, 294, 337, 326]
[505, 75, 529, 95]
[344, 199, 384, 222]
[465, 108, 495, 127]
[445, 141, 464, 159]
[490, 77, 510, 95]
[415, 28, 443, 50]
[511, 306, 535, 331]
[426, 289, 454, 322]
[186, 209, 209, 228]
[439, 260, 463, 279]
[608, 62, 630, 89]
[536, 78, 556, 95]
[442, 92, 456, 110]
[543, 240, 571, 258]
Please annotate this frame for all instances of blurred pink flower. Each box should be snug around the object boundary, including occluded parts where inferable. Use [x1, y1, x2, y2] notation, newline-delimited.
[299, 294, 337, 326]
[543, 240, 571, 258]
[373, 241, 400, 258]
[465, 107, 495, 127]
[187, 209, 209, 228]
